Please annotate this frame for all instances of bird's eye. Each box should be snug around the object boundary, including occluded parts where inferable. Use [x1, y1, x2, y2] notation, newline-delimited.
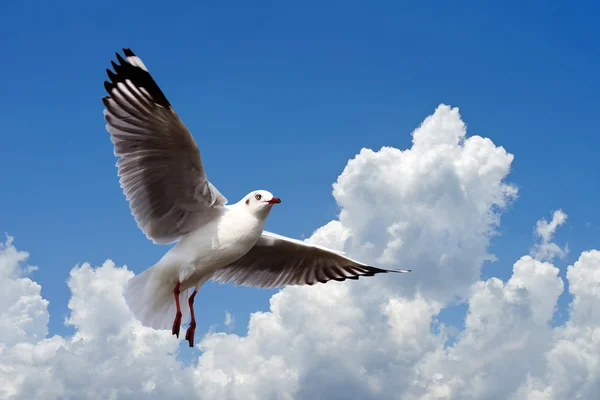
[255, 194, 262, 201]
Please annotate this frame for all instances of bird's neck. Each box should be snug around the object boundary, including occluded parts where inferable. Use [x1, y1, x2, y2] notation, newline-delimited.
[219, 206, 267, 245]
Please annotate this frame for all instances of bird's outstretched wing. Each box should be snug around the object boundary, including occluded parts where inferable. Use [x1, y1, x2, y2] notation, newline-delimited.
[212, 231, 411, 288]
[102, 48, 227, 244]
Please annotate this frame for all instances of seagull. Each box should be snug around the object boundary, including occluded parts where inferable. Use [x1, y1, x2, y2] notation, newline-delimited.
[102, 48, 411, 347]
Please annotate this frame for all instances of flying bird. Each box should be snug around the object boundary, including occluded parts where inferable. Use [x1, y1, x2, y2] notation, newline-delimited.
[101, 48, 410, 347]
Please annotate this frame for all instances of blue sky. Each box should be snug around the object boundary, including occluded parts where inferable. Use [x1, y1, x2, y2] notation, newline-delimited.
[1, 0, 599, 351]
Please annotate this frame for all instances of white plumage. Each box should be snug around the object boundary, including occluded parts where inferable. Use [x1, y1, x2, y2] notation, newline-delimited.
[102, 48, 410, 347]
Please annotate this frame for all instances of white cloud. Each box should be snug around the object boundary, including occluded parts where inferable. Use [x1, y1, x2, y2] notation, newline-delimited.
[531, 210, 569, 261]
[331, 105, 516, 303]
[414, 256, 564, 399]
[224, 311, 234, 330]
[535, 210, 567, 243]
[0, 236, 48, 348]
[516, 250, 600, 399]
[0, 253, 195, 399]
[0, 104, 598, 400]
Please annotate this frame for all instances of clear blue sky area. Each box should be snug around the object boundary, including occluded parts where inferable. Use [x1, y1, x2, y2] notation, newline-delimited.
[1, 0, 598, 352]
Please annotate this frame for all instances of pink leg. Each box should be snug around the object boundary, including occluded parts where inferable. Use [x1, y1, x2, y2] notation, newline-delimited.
[185, 289, 198, 347]
[171, 282, 182, 338]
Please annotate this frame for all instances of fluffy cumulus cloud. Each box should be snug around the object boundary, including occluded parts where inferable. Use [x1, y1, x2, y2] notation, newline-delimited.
[515, 250, 600, 400]
[0, 237, 48, 349]
[414, 256, 564, 399]
[0, 256, 196, 399]
[0, 104, 598, 399]
[333, 105, 516, 303]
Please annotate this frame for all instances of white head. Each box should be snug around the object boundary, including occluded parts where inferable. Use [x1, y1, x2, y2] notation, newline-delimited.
[242, 190, 281, 217]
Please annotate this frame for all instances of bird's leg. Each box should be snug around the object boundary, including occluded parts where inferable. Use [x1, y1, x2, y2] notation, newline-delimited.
[171, 281, 182, 338]
[185, 289, 198, 347]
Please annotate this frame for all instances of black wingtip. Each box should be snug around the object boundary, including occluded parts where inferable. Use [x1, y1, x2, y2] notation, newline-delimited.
[364, 265, 411, 274]
[103, 48, 171, 107]
[103, 81, 114, 93]
[382, 268, 411, 274]
[115, 52, 126, 65]
[357, 267, 408, 282]
[106, 69, 117, 82]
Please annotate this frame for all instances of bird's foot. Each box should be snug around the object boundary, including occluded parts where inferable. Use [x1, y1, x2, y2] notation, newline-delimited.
[185, 320, 196, 347]
[172, 311, 182, 338]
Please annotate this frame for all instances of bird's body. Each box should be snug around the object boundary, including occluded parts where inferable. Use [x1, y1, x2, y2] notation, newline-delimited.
[123, 196, 272, 331]
[102, 48, 410, 347]
[154, 200, 268, 292]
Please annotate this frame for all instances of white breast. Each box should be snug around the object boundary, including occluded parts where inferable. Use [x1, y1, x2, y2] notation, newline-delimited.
[159, 206, 265, 287]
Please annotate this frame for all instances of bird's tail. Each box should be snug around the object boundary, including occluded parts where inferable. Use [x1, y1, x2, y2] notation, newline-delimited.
[122, 264, 191, 330]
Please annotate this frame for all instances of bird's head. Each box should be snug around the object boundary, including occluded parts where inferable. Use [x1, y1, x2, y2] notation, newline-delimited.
[242, 190, 281, 217]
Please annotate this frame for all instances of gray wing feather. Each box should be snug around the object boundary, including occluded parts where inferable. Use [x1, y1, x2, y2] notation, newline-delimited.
[102, 49, 227, 244]
[212, 231, 411, 288]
